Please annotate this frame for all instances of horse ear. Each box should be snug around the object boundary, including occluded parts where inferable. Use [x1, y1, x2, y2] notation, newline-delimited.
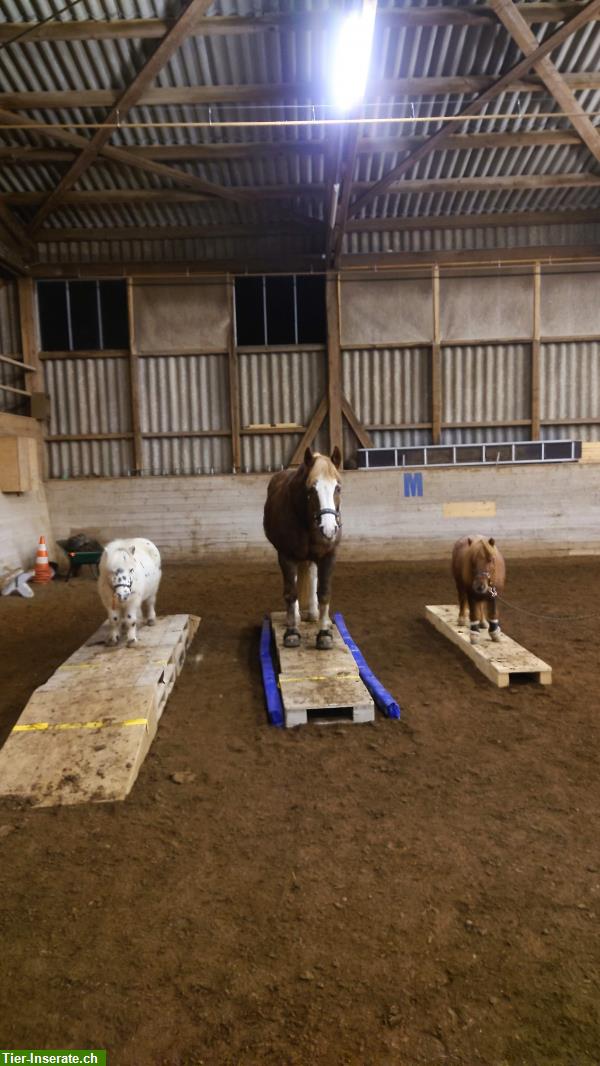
[304, 447, 315, 468]
[331, 446, 342, 469]
[467, 537, 473, 546]
[488, 537, 495, 547]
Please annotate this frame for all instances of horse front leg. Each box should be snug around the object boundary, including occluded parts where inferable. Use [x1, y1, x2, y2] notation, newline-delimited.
[124, 599, 139, 646]
[279, 554, 300, 647]
[316, 553, 336, 650]
[144, 594, 157, 626]
[107, 606, 120, 645]
[468, 595, 482, 645]
[488, 596, 502, 642]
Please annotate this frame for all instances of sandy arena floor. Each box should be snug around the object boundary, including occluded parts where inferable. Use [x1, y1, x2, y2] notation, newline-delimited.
[0, 556, 599, 1066]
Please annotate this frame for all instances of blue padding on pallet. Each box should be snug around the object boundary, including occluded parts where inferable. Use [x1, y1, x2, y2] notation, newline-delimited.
[259, 617, 284, 728]
[333, 612, 401, 720]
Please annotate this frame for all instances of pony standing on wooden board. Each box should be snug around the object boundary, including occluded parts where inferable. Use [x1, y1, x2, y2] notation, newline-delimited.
[452, 535, 506, 645]
[264, 447, 342, 650]
[99, 538, 162, 646]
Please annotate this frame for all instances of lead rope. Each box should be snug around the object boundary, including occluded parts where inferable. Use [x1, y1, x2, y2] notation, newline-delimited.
[496, 593, 600, 623]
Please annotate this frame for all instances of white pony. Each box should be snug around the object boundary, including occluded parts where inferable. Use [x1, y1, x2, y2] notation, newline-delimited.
[98, 538, 162, 646]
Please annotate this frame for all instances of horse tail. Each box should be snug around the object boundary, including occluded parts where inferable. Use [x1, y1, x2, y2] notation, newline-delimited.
[297, 560, 315, 615]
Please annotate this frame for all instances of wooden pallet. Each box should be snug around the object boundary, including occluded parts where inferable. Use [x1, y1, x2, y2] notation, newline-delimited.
[425, 605, 552, 688]
[0, 614, 200, 807]
[271, 612, 375, 727]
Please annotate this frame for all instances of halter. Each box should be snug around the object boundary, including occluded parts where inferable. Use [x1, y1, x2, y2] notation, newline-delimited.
[112, 571, 133, 601]
[313, 507, 342, 529]
[475, 568, 497, 597]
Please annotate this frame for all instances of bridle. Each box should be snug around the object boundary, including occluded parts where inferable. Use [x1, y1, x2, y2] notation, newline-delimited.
[313, 506, 341, 529]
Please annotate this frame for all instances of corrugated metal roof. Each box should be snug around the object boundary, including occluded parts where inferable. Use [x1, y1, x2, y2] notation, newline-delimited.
[1, 0, 600, 265]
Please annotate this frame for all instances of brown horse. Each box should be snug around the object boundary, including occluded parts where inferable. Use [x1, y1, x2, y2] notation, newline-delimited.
[264, 447, 342, 650]
[452, 535, 506, 645]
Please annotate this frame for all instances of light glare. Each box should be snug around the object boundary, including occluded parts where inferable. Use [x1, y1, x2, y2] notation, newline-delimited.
[332, 0, 377, 111]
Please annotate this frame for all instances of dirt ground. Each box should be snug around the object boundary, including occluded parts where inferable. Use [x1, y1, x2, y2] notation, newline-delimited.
[0, 555, 599, 1066]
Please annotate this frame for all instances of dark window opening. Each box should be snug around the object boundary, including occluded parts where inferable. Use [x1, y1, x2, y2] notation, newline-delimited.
[235, 276, 265, 346]
[37, 279, 129, 352]
[235, 274, 326, 346]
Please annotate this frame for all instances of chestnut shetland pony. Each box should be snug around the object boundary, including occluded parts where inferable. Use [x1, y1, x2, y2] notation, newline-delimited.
[264, 447, 342, 649]
[452, 535, 506, 645]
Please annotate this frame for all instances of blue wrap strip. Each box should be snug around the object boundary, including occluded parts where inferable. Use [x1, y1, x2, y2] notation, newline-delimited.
[333, 612, 401, 720]
[259, 617, 285, 728]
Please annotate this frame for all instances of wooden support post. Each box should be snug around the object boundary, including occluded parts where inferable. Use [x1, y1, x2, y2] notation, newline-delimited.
[17, 277, 47, 477]
[531, 262, 541, 440]
[289, 395, 328, 466]
[327, 273, 344, 461]
[227, 278, 242, 473]
[126, 278, 143, 475]
[342, 395, 374, 450]
[431, 265, 442, 445]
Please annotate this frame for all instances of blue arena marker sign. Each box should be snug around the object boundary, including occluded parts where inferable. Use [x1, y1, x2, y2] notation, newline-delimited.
[404, 472, 423, 498]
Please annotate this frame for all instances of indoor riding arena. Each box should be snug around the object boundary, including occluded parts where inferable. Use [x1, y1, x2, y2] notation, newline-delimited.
[2, 2, 600, 1064]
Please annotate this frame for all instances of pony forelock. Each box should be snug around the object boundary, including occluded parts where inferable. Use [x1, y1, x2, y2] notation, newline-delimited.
[306, 452, 340, 487]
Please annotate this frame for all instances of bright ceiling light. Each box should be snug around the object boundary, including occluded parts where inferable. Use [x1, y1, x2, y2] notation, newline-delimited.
[331, 0, 378, 111]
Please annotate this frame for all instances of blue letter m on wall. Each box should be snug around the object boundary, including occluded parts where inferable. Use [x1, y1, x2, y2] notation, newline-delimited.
[404, 472, 423, 498]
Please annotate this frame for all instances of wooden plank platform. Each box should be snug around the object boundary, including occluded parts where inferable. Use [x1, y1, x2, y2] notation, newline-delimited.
[271, 612, 375, 727]
[425, 605, 552, 688]
[0, 614, 200, 807]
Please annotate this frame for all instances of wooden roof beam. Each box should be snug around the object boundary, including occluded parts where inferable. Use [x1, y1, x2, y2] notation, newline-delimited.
[490, 0, 600, 166]
[27, 0, 226, 234]
[0, 6, 594, 43]
[347, 0, 600, 219]
[0, 128, 587, 169]
[4, 72, 600, 113]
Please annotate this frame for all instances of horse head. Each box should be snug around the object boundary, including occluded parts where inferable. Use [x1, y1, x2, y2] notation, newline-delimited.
[107, 545, 137, 602]
[468, 536, 498, 596]
[304, 446, 342, 542]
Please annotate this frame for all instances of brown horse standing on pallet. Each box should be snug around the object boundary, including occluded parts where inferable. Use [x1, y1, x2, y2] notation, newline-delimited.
[452, 535, 506, 645]
[264, 447, 342, 650]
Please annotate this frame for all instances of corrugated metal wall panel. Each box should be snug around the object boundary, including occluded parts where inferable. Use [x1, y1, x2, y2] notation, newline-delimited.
[342, 346, 431, 425]
[442, 343, 531, 425]
[47, 440, 133, 479]
[140, 352, 231, 474]
[540, 340, 600, 440]
[238, 347, 326, 472]
[44, 356, 132, 476]
[344, 222, 600, 257]
[142, 437, 232, 476]
[441, 426, 531, 445]
[140, 354, 230, 432]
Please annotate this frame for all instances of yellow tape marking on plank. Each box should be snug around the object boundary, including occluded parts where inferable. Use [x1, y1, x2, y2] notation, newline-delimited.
[13, 717, 149, 733]
[280, 673, 360, 683]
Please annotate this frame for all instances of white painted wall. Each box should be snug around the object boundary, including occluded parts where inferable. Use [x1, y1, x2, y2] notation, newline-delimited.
[0, 413, 55, 575]
[46, 460, 600, 562]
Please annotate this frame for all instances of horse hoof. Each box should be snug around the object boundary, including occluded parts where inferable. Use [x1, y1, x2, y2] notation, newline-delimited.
[490, 628, 502, 642]
[316, 629, 333, 650]
[106, 635, 119, 646]
[127, 637, 138, 647]
[457, 616, 469, 628]
[146, 618, 156, 627]
[470, 631, 482, 646]
[283, 628, 301, 648]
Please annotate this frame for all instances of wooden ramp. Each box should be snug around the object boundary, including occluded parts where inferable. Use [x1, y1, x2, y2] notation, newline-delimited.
[271, 612, 375, 727]
[0, 614, 200, 807]
[425, 605, 552, 688]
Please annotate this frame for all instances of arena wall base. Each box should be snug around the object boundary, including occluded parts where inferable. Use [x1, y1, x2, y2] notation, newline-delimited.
[270, 612, 375, 727]
[425, 604, 552, 688]
[0, 614, 200, 807]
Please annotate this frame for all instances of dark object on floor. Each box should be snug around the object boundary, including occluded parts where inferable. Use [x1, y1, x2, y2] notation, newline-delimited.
[57, 534, 104, 580]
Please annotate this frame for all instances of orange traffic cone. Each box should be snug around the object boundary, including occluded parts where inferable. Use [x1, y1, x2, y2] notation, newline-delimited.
[33, 535, 54, 584]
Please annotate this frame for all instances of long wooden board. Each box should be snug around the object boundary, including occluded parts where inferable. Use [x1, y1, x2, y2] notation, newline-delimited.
[271, 612, 375, 727]
[0, 614, 200, 807]
[425, 604, 552, 687]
